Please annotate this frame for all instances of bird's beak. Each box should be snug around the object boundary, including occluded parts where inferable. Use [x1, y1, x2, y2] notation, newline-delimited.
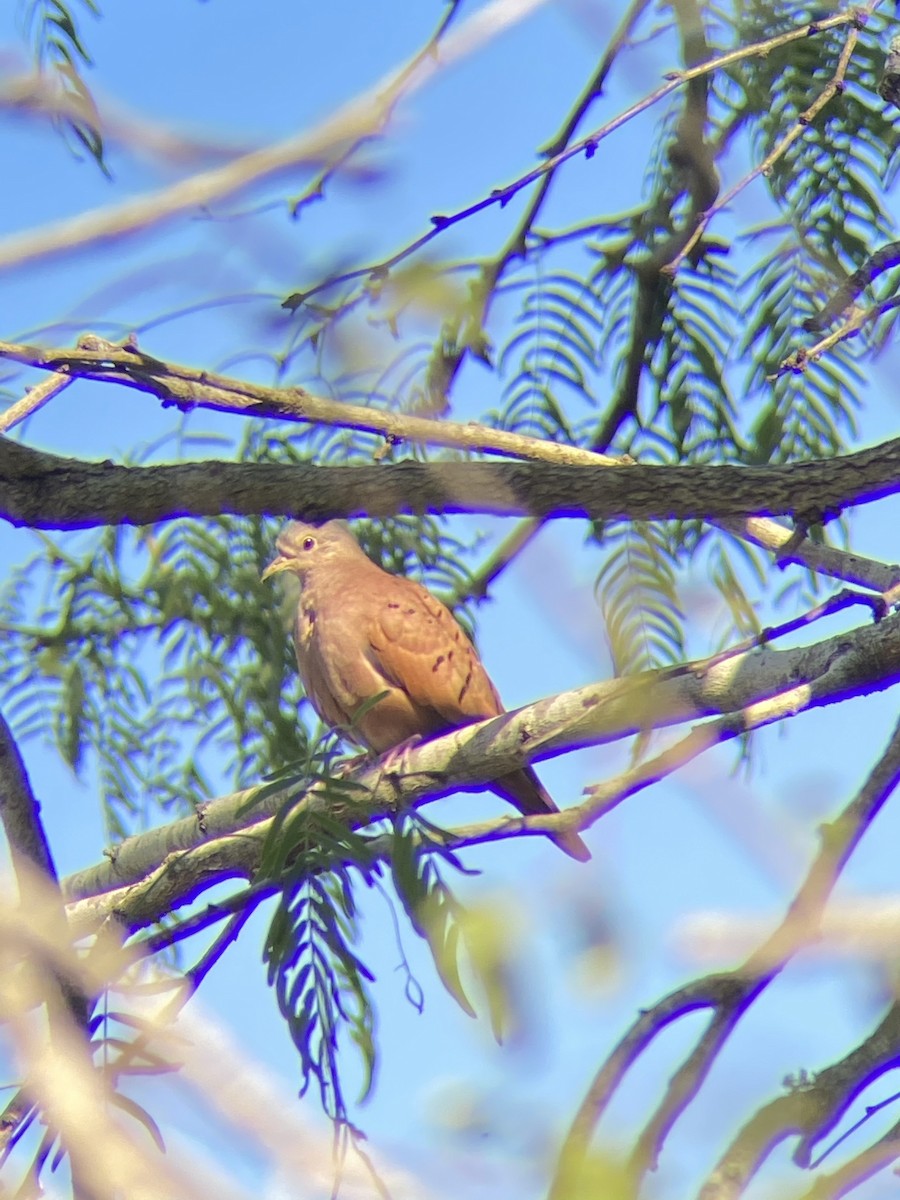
[261, 555, 293, 582]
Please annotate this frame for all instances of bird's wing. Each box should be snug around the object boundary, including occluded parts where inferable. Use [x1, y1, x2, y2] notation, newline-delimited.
[365, 576, 502, 726]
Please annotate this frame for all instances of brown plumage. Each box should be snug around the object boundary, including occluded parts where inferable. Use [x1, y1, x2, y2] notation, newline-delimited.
[262, 520, 590, 862]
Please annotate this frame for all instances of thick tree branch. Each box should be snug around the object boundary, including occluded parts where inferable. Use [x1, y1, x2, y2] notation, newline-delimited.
[131, 713, 748, 960]
[4, 430, 900, 530]
[4, 337, 891, 604]
[0, 714, 88, 1024]
[0, 711, 90, 1152]
[0, 711, 58, 882]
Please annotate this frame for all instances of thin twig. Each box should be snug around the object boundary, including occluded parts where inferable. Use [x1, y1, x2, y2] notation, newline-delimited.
[290, 8, 858, 309]
[0, 0, 551, 276]
[666, 7, 872, 273]
[0, 370, 73, 434]
[809, 1088, 900, 1170]
[805, 239, 900, 332]
[453, 517, 542, 604]
[799, 1119, 900, 1200]
[774, 294, 900, 378]
[0, 333, 134, 435]
[288, 0, 464, 221]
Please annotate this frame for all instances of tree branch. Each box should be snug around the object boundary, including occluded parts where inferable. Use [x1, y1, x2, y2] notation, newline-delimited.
[62, 609, 900, 933]
[130, 707, 770, 961]
[700, 1003, 900, 1199]
[285, 7, 857, 315]
[552, 706, 900, 1196]
[0, 710, 58, 882]
[4, 340, 887, 599]
[4, 426, 900, 530]
[714, 517, 900, 594]
[666, 7, 870, 273]
[0, 711, 91, 1152]
[0, 336, 621, 466]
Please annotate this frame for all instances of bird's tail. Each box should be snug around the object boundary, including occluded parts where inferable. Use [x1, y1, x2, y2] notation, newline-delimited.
[492, 767, 591, 862]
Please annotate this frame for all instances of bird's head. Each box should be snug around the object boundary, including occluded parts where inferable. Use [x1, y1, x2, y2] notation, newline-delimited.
[261, 520, 363, 584]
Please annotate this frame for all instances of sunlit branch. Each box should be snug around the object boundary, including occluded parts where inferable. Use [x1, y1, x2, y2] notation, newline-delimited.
[714, 517, 900, 594]
[62, 610, 900, 934]
[133, 707, 759, 962]
[0, 337, 621, 467]
[0, 369, 73, 434]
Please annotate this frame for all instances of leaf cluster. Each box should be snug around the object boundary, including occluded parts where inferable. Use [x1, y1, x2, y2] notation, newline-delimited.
[19, 0, 106, 171]
[258, 757, 382, 1122]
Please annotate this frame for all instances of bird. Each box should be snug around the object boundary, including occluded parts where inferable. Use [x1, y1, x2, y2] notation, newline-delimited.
[261, 520, 590, 862]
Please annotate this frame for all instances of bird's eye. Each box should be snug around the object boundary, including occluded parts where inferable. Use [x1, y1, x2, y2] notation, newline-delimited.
[302, 537, 316, 552]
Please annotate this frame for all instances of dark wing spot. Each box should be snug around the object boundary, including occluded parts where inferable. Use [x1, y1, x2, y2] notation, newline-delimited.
[387, 602, 400, 610]
[432, 655, 445, 672]
[458, 661, 474, 704]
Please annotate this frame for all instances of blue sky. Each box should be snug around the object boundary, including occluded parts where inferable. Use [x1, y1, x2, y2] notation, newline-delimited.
[2, 2, 900, 1197]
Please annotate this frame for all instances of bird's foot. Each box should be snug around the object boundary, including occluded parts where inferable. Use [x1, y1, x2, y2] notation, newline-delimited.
[377, 735, 424, 776]
[335, 750, 371, 776]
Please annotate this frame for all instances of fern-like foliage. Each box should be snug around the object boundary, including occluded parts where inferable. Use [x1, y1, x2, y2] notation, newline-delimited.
[736, 1, 896, 247]
[255, 785, 514, 1118]
[258, 767, 382, 1121]
[0, 514, 302, 838]
[740, 224, 864, 464]
[495, 268, 604, 437]
[593, 521, 686, 675]
[729, 3, 895, 465]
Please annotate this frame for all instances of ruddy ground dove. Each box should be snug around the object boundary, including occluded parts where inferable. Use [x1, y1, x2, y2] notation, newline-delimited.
[262, 520, 590, 862]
